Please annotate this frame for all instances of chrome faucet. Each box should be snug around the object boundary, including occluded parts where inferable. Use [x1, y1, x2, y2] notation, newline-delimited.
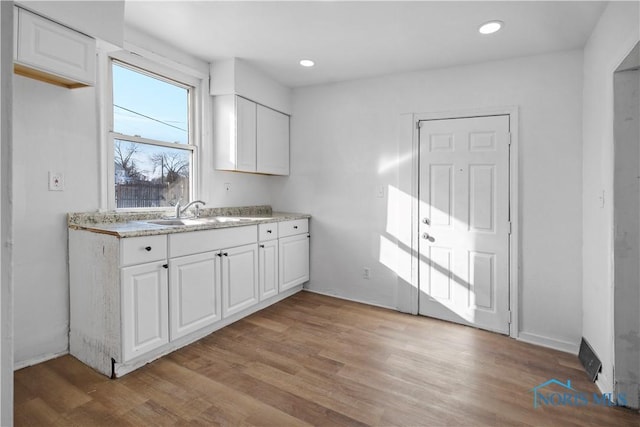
[175, 200, 206, 219]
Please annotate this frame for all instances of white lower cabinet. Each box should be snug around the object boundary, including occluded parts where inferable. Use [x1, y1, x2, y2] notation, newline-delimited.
[279, 233, 310, 292]
[258, 223, 279, 301]
[121, 261, 169, 362]
[259, 239, 279, 301]
[70, 218, 309, 378]
[221, 243, 259, 317]
[169, 251, 221, 341]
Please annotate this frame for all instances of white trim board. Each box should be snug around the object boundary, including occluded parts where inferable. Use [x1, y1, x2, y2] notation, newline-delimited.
[517, 331, 580, 355]
[303, 288, 396, 311]
[13, 350, 69, 371]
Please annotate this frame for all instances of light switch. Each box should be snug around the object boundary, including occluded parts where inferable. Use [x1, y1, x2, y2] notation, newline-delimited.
[48, 172, 64, 191]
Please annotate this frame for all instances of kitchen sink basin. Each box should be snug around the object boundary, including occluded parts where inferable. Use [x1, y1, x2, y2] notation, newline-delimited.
[145, 218, 204, 226]
[206, 217, 251, 223]
[144, 216, 254, 227]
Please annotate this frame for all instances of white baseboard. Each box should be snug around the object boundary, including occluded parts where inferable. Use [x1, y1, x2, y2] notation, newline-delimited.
[304, 290, 583, 357]
[517, 331, 580, 355]
[14, 350, 69, 371]
[303, 288, 396, 311]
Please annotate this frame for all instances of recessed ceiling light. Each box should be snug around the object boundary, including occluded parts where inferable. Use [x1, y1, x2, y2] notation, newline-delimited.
[299, 59, 315, 67]
[479, 20, 503, 35]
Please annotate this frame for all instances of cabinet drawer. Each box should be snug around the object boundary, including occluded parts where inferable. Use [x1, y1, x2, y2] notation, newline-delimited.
[278, 219, 308, 238]
[169, 225, 257, 258]
[121, 235, 167, 267]
[258, 223, 278, 241]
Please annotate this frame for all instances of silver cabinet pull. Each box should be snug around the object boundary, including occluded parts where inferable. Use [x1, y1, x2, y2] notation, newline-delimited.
[422, 218, 430, 225]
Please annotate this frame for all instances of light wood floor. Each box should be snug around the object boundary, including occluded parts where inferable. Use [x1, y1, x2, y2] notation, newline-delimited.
[14, 292, 640, 426]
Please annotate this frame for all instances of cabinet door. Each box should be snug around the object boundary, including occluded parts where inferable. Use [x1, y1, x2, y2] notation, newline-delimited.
[259, 240, 279, 301]
[169, 252, 221, 340]
[279, 233, 310, 292]
[221, 243, 259, 317]
[121, 262, 169, 362]
[257, 105, 289, 175]
[15, 7, 96, 86]
[236, 96, 257, 172]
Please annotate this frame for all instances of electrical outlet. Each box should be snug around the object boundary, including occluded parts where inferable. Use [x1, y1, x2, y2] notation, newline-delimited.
[48, 172, 64, 191]
[224, 182, 231, 193]
[363, 267, 370, 279]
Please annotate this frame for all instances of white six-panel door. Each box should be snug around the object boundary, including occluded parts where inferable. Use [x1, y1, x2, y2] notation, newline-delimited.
[418, 115, 510, 334]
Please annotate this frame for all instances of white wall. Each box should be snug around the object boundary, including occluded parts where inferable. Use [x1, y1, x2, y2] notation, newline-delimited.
[273, 50, 584, 351]
[210, 58, 293, 115]
[582, 0, 639, 393]
[13, 76, 99, 366]
[17, 0, 124, 46]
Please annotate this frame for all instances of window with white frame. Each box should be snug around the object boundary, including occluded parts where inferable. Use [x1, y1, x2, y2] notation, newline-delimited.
[110, 60, 195, 209]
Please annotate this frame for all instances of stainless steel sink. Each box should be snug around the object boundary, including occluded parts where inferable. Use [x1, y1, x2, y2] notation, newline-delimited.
[144, 216, 254, 227]
[145, 218, 204, 226]
[205, 217, 251, 223]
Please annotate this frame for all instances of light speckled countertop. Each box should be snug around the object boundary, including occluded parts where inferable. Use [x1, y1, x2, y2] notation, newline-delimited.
[68, 205, 310, 238]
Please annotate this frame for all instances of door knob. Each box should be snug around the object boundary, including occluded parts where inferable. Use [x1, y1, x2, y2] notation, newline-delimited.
[422, 232, 435, 242]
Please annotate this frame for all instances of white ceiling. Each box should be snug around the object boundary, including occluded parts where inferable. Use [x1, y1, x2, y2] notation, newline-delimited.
[124, 1, 607, 88]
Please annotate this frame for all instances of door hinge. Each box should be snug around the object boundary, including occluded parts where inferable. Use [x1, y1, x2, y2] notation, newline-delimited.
[508, 221, 512, 235]
[416, 121, 423, 129]
[508, 311, 512, 324]
[508, 133, 512, 145]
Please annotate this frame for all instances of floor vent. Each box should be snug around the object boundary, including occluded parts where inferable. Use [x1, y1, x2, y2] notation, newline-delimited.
[578, 337, 602, 382]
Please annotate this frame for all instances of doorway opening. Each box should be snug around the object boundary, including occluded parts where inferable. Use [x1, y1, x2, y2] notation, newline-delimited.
[612, 41, 640, 410]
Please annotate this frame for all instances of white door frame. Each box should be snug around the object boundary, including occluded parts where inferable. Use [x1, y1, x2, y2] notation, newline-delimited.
[399, 106, 519, 339]
[0, 2, 13, 425]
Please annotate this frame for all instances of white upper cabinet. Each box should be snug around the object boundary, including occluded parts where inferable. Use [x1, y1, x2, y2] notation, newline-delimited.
[14, 7, 96, 88]
[257, 104, 290, 175]
[213, 95, 255, 172]
[213, 95, 290, 175]
[236, 96, 258, 172]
